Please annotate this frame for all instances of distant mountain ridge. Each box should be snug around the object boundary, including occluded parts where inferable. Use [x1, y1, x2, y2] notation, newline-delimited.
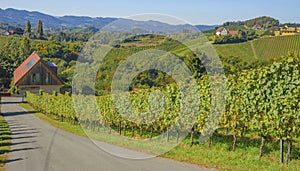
[0, 8, 216, 32]
[0, 8, 117, 28]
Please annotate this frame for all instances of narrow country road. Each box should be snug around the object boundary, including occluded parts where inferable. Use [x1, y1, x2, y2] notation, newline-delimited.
[1, 97, 213, 171]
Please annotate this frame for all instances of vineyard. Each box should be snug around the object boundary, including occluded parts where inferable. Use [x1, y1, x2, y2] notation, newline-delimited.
[254, 35, 300, 60]
[26, 52, 299, 167]
[214, 35, 300, 62]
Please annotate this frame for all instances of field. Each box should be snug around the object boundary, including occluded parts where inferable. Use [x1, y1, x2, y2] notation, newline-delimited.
[20, 102, 300, 171]
[1, 33, 300, 170]
[214, 35, 300, 62]
[24, 53, 300, 171]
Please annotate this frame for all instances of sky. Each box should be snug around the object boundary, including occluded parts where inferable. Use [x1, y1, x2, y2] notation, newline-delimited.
[0, 0, 300, 25]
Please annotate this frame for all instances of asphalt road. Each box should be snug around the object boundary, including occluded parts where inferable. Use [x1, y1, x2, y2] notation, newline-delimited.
[1, 97, 213, 171]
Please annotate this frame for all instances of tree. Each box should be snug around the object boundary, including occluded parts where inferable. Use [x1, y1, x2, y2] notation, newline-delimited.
[245, 16, 279, 29]
[24, 20, 31, 35]
[13, 27, 24, 35]
[36, 20, 44, 39]
[19, 37, 31, 62]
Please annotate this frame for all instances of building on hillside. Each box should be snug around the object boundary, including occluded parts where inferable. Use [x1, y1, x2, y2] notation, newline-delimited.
[2, 29, 24, 36]
[273, 26, 280, 31]
[0, 30, 10, 36]
[252, 24, 262, 30]
[216, 27, 229, 36]
[8, 30, 15, 35]
[14, 52, 63, 95]
[229, 30, 239, 36]
[216, 27, 239, 36]
[274, 26, 300, 36]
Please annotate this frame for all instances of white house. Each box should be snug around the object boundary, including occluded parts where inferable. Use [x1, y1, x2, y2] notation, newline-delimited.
[216, 27, 230, 36]
[0, 30, 10, 36]
[252, 24, 262, 30]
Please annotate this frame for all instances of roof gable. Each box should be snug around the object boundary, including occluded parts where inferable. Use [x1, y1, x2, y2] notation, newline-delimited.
[14, 52, 41, 85]
[216, 27, 226, 32]
[14, 52, 64, 85]
[40, 60, 64, 85]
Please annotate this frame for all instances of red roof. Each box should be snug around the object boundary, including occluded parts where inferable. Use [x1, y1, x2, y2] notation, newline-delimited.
[216, 27, 228, 32]
[132, 88, 140, 91]
[14, 52, 42, 85]
[229, 30, 239, 36]
[14, 52, 63, 85]
[253, 24, 261, 28]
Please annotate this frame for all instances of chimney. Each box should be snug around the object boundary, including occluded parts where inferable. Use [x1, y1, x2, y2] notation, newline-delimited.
[46, 62, 58, 75]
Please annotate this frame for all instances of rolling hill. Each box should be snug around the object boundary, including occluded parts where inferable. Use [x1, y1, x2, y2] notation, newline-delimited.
[214, 35, 300, 62]
[0, 8, 215, 32]
[0, 8, 117, 28]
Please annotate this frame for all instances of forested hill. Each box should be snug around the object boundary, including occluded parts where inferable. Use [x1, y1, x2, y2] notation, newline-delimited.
[0, 8, 117, 28]
[2, 33, 300, 94]
[0, 8, 215, 32]
[222, 16, 280, 30]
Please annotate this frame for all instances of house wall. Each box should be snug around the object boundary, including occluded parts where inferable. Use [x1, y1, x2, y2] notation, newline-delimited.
[281, 31, 296, 36]
[216, 30, 228, 36]
[17, 62, 59, 86]
[39, 85, 61, 94]
[275, 28, 300, 36]
[19, 85, 61, 95]
[17, 61, 62, 95]
[220, 29, 228, 36]
[274, 31, 281, 36]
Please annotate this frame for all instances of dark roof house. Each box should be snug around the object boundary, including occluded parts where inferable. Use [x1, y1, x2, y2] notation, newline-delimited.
[14, 52, 63, 94]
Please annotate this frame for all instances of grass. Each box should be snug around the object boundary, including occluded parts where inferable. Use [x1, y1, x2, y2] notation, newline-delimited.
[20, 102, 300, 171]
[165, 136, 300, 171]
[0, 114, 11, 171]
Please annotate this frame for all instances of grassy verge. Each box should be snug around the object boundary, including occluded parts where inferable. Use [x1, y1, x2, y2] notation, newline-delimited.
[20, 102, 300, 171]
[0, 115, 11, 171]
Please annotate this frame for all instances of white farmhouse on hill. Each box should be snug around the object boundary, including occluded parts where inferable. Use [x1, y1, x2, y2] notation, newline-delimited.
[215, 27, 230, 36]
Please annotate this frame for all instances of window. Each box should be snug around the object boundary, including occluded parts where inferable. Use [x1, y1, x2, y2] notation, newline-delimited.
[45, 72, 50, 84]
[26, 59, 35, 70]
[30, 73, 40, 84]
[30, 74, 35, 84]
[35, 73, 40, 84]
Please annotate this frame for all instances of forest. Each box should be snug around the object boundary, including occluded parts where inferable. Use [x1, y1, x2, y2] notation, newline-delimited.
[0, 21, 266, 95]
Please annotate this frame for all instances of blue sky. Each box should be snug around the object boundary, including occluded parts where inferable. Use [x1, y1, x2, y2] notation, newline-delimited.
[0, 0, 299, 25]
